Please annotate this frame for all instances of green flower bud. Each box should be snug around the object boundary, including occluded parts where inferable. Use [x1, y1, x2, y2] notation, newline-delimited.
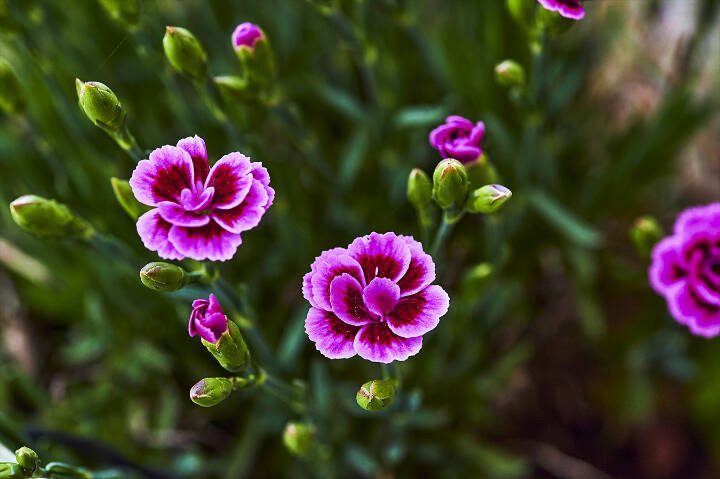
[495, 60, 525, 88]
[630, 216, 664, 258]
[213, 76, 253, 101]
[189, 377, 233, 407]
[76, 79, 125, 132]
[0, 60, 25, 114]
[110, 177, 150, 220]
[44, 462, 92, 479]
[407, 168, 432, 209]
[465, 153, 499, 188]
[0, 463, 23, 479]
[201, 321, 250, 373]
[97, 0, 140, 28]
[163, 26, 208, 82]
[282, 422, 315, 458]
[10, 195, 93, 239]
[14, 447, 40, 475]
[432, 159, 469, 210]
[140, 262, 190, 292]
[465, 184, 512, 214]
[356, 379, 396, 411]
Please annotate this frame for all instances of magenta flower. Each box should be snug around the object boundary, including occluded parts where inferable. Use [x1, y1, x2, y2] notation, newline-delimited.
[189, 294, 228, 344]
[537, 0, 585, 20]
[232, 22, 264, 51]
[303, 232, 450, 363]
[649, 203, 720, 337]
[429, 115, 486, 164]
[129, 136, 274, 262]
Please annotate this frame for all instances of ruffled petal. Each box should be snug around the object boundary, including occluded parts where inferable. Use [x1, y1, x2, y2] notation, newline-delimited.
[666, 282, 720, 337]
[649, 237, 686, 295]
[212, 180, 269, 234]
[445, 143, 481, 164]
[386, 285, 449, 338]
[157, 201, 211, 227]
[362, 277, 400, 317]
[537, 0, 585, 20]
[193, 312, 227, 343]
[445, 115, 475, 128]
[311, 253, 365, 311]
[353, 322, 422, 363]
[396, 238, 435, 296]
[129, 146, 195, 206]
[205, 152, 253, 209]
[168, 221, 243, 262]
[136, 209, 184, 260]
[329, 273, 376, 326]
[176, 135, 209, 182]
[347, 232, 412, 283]
[302, 272, 316, 307]
[675, 203, 720, 236]
[305, 307, 359, 359]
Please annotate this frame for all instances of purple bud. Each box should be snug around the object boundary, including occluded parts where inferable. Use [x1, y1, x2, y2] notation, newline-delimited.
[188, 294, 228, 344]
[232, 22, 264, 51]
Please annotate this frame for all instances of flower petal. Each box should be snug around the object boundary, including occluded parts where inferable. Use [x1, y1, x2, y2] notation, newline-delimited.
[649, 237, 686, 294]
[177, 135, 209, 182]
[305, 307, 359, 359]
[311, 253, 365, 311]
[129, 146, 195, 206]
[674, 203, 720, 236]
[362, 277, 400, 317]
[157, 201, 210, 227]
[168, 221, 243, 262]
[396, 237, 435, 296]
[205, 152, 253, 209]
[330, 273, 375, 326]
[302, 272, 316, 306]
[347, 232, 411, 283]
[353, 322, 422, 363]
[537, 0, 585, 20]
[212, 180, 269, 234]
[136, 209, 184, 260]
[192, 312, 227, 343]
[386, 285, 449, 338]
[666, 282, 720, 337]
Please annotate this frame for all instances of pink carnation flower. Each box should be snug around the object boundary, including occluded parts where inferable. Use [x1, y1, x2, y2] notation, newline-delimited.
[537, 0, 585, 20]
[429, 115, 486, 164]
[649, 203, 720, 337]
[189, 293, 227, 344]
[303, 232, 450, 363]
[129, 135, 274, 261]
[232, 22, 264, 51]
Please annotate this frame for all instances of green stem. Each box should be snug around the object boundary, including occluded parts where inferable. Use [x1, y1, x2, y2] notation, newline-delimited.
[110, 124, 143, 162]
[430, 217, 453, 257]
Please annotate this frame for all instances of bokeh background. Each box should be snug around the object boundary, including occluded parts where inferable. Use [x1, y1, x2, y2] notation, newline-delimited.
[1, 0, 719, 477]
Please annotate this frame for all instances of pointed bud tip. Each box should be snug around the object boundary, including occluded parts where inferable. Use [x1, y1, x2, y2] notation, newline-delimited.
[283, 422, 315, 457]
[356, 379, 396, 411]
[139, 262, 188, 292]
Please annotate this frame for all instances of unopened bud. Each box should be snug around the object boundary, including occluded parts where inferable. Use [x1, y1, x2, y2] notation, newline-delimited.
[44, 462, 92, 479]
[140, 262, 190, 292]
[232, 23, 274, 86]
[190, 377, 233, 407]
[97, 0, 140, 28]
[0, 463, 23, 479]
[465, 184, 512, 214]
[14, 447, 40, 475]
[407, 168, 433, 209]
[356, 379, 396, 411]
[202, 321, 251, 373]
[432, 159, 469, 209]
[163, 26, 208, 82]
[0, 60, 25, 114]
[10, 195, 93, 238]
[495, 60, 525, 88]
[76, 79, 125, 131]
[630, 216, 664, 258]
[283, 422, 315, 457]
[111, 177, 150, 220]
[465, 153, 499, 188]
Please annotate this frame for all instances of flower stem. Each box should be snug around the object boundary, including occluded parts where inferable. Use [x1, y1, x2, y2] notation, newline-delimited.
[110, 124, 143, 162]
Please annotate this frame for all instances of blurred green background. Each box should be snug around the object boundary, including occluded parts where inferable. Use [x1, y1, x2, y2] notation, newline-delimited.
[0, 0, 719, 477]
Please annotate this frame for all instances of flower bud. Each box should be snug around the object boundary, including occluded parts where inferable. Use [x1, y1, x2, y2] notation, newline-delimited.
[10, 195, 93, 238]
[0, 60, 25, 114]
[163, 26, 208, 82]
[282, 422, 315, 458]
[356, 379, 396, 411]
[97, 0, 140, 28]
[232, 23, 274, 86]
[465, 184, 512, 214]
[630, 216, 664, 258]
[407, 168, 432, 209]
[140, 262, 190, 292]
[110, 177, 150, 220]
[75, 79, 125, 131]
[44, 462, 92, 479]
[494, 60, 525, 88]
[213, 75, 253, 101]
[190, 377, 233, 407]
[465, 153, 499, 188]
[432, 159, 469, 209]
[0, 463, 23, 479]
[14, 447, 39, 475]
[202, 321, 251, 373]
